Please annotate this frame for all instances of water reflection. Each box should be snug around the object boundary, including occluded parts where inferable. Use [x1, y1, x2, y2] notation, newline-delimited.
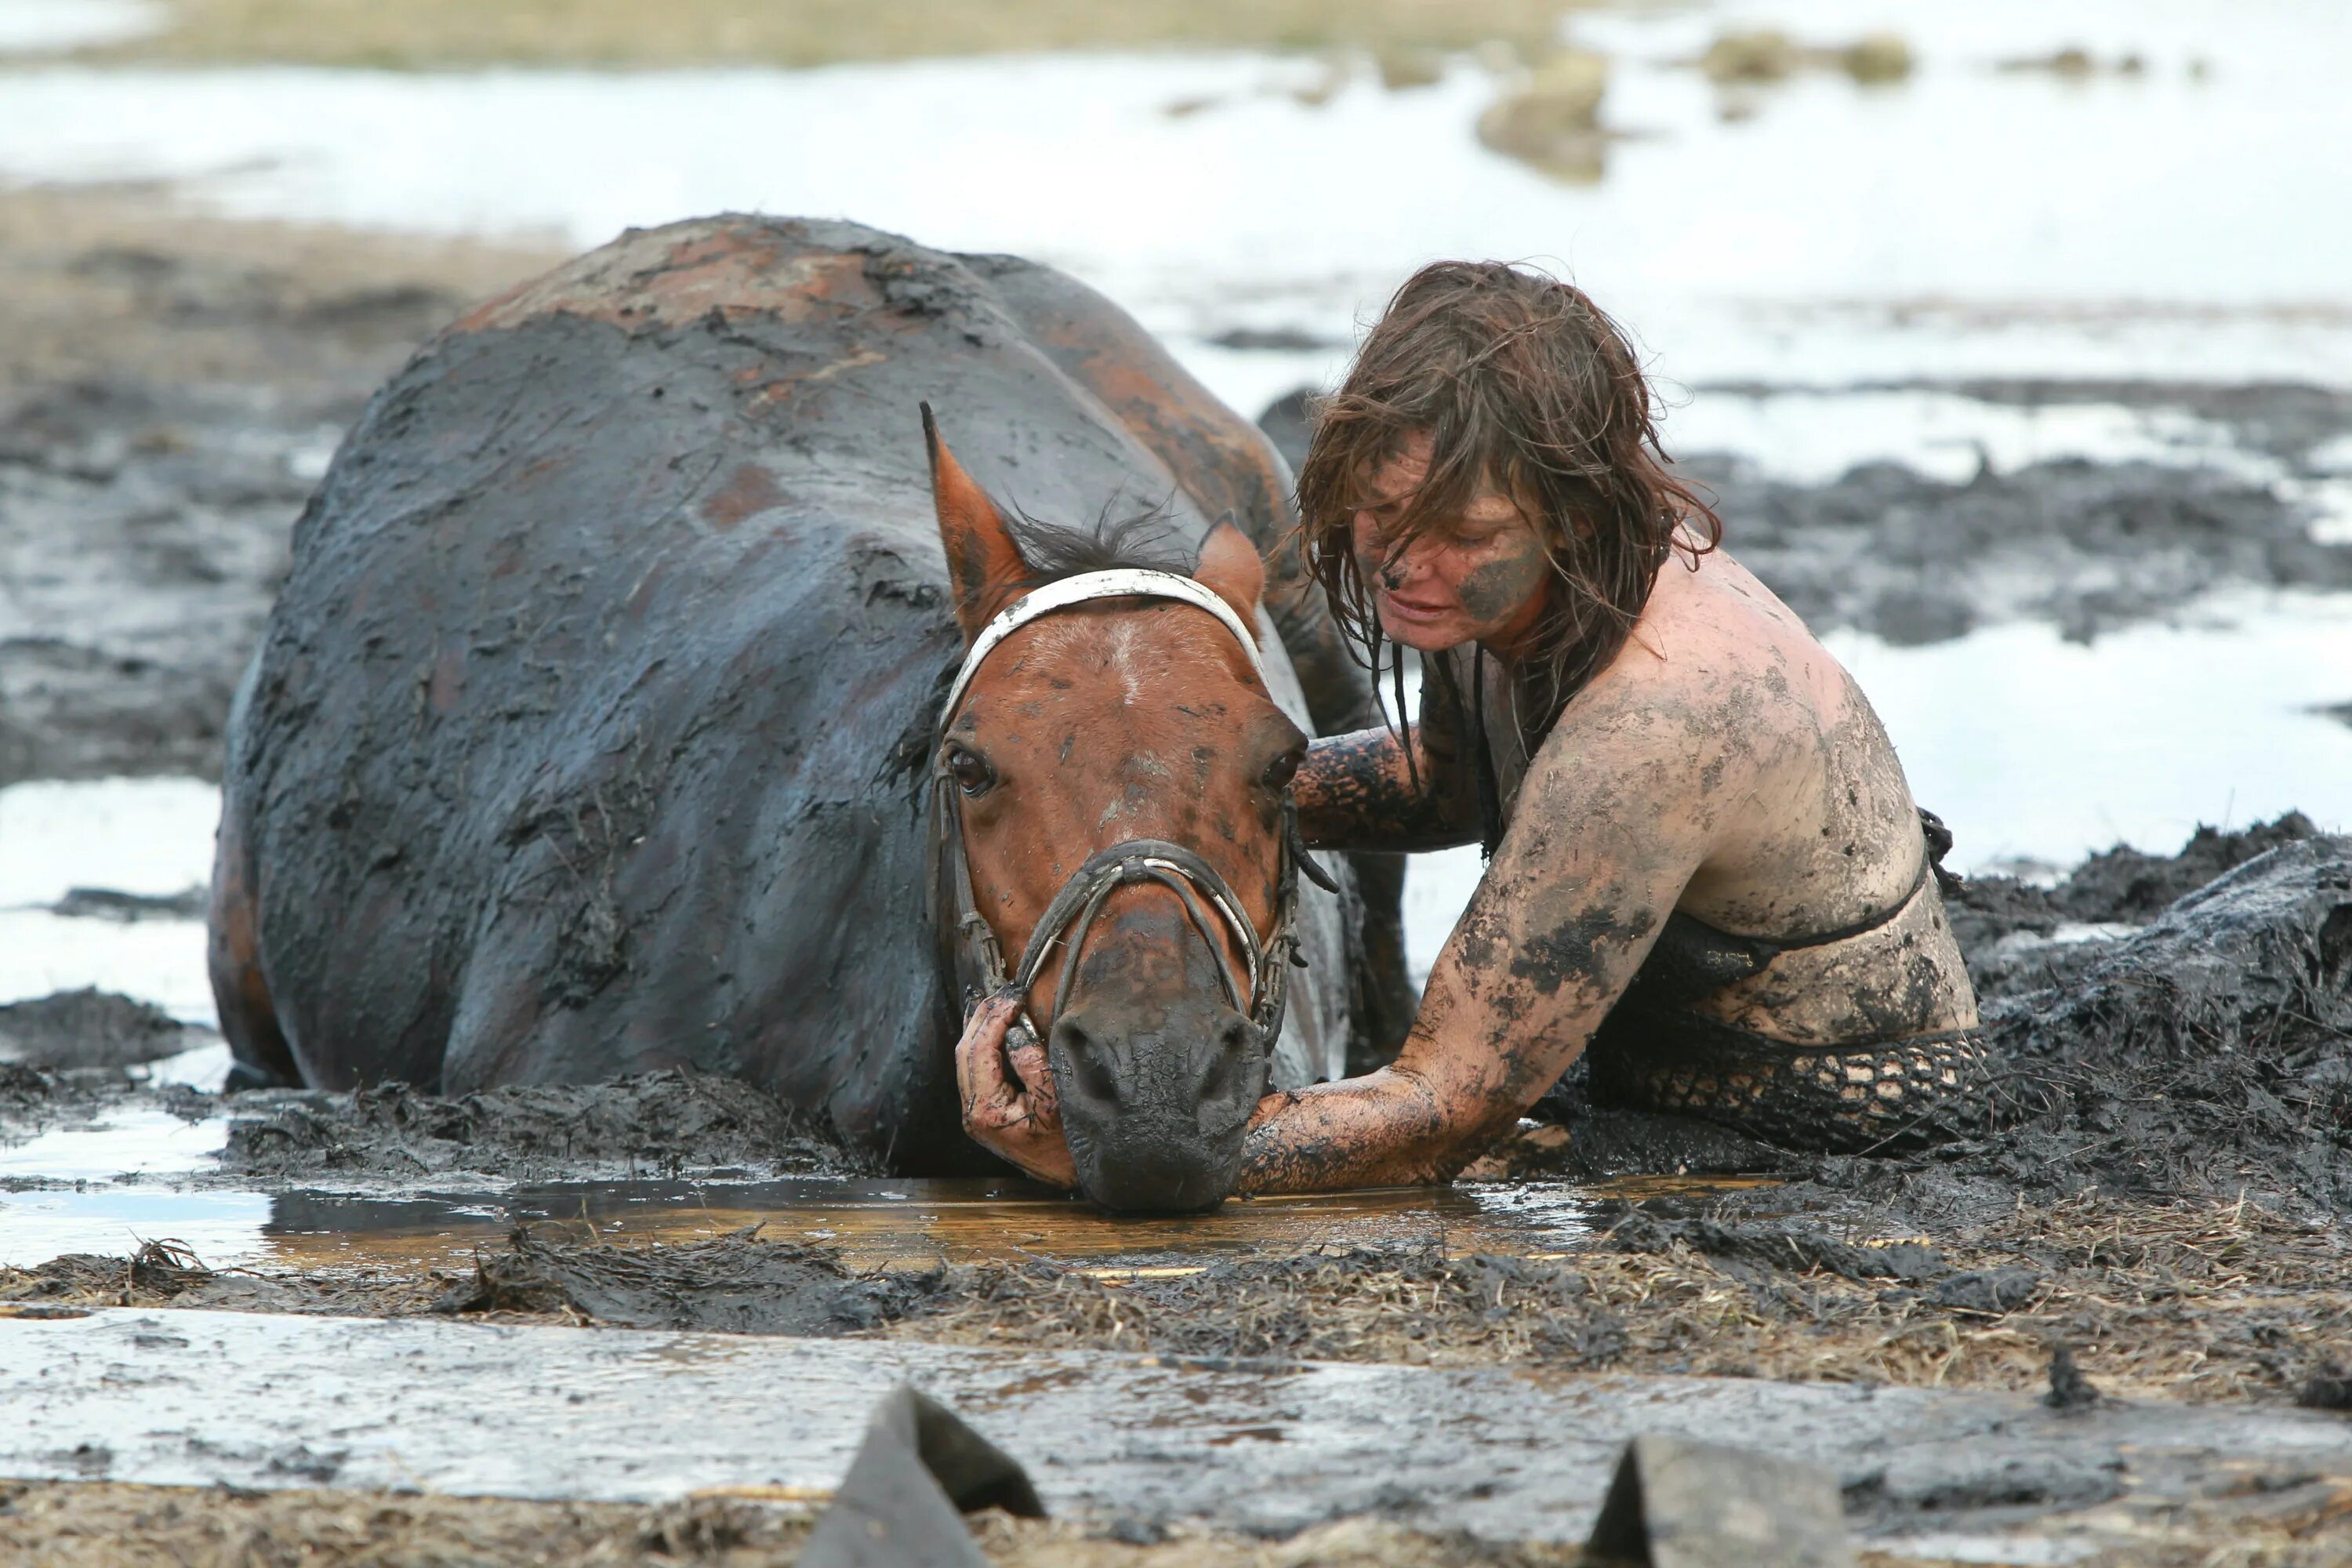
[251, 1176, 1624, 1276]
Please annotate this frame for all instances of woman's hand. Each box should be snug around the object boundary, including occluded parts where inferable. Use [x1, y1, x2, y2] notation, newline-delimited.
[954, 992, 1078, 1189]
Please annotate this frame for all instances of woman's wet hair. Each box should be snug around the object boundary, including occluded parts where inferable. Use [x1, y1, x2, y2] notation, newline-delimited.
[1296, 260, 1721, 736]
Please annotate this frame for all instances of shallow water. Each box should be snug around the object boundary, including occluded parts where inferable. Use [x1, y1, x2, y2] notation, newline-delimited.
[1, 1154, 1638, 1274]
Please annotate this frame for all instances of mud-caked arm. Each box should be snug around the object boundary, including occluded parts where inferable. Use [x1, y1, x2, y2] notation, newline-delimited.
[1294, 728, 1478, 851]
[1293, 655, 1479, 851]
[1240, 679, 1726, 1192]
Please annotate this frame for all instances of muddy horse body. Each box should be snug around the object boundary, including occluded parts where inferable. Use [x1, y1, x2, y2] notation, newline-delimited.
[207, 215, 1396, 1172]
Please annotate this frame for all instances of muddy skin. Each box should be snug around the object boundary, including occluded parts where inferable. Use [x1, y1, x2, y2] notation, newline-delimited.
[1294, 727, 1476, 851]
[1391, 583, 1974, 1165]
[1450, 533, 1551, 626]
[209, 215, 1390, 1174]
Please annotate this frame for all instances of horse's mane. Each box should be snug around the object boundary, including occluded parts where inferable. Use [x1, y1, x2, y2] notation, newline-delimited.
[1009, 502, 1189, 588]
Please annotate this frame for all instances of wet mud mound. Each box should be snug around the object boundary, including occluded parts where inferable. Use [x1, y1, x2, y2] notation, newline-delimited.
[434, 1225, 938, 1334]
[1950, 831, 2352, 1207]
[0, 989, 203, 1070]
[1682, 454, 2352, 644]
[220, 1070, 865, 1182]
[903, 1194, 2351, 1403]
[1950, 811, 2321, 981]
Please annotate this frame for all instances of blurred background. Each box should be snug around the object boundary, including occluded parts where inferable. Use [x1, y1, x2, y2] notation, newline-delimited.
[2, 0, 2348, 1062]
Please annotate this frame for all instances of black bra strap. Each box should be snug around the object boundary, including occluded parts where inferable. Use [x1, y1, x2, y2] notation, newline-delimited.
[1679, 806, 1955, 955]
[1768, 850, 1934, 952]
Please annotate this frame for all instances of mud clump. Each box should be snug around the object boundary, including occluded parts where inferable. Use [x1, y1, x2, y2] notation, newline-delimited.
[434, 1225, 938, 1334]
[1954, 812, 2320, 948]
[1608, 1214, 1944, 1285]
[1689, 454, 2352, 646]
[0, 989, 198, 1070]
[1952, 832, 2352, 1209]
[1950, 812, 2320, 996]
[221, 1070, 865, 1182]
[903, 1194, 2352, 1404]
[0, 1240, 214, 1309]
[917, 1244, 1632, 1368]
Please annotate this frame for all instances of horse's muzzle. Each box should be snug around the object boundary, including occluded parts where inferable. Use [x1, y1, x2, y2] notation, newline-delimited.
[1048, 994, 1268, 1214]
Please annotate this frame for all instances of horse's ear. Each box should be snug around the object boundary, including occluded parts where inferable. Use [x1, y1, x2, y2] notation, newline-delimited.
[1192, 514, 1265, 641]
[923, 403, 1030, 641]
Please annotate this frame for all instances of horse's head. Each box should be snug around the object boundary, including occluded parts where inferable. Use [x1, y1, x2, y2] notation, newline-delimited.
[924, 408, 1310, 1212]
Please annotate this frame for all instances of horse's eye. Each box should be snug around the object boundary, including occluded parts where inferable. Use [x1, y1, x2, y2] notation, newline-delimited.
[946, 746, 996, 797]
[1261, 747, 1303, 792]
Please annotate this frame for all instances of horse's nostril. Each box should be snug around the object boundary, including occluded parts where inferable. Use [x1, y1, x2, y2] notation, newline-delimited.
[1051, 1018, 1120, 1105]
[1193, 1016, 1261, 1109]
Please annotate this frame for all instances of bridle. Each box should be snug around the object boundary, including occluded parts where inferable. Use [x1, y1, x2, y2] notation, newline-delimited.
[927, 568, 1338, 1054]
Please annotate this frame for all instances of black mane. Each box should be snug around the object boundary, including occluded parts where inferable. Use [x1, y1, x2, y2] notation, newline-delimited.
[1010, 502, 1190, 588]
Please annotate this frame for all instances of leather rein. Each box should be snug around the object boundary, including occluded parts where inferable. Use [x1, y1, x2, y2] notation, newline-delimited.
[927, 569, 1338, 1053]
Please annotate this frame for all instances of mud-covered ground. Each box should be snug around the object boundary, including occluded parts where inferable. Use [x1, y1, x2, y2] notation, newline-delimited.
[2, 184, 2348, 1403]
[0, 184, 557, 783]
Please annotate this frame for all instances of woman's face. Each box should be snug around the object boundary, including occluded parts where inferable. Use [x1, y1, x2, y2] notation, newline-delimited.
[1349, 431, 1553, 657]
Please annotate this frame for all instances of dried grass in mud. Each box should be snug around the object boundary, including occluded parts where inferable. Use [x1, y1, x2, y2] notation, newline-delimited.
[9, 1194, 2347, 1411]
[905, 1192, 2352, 1407]
[0, 1481, 1581, 1567]
[5, 1483, 2350, 1568]
[99, 0, 1587, 70]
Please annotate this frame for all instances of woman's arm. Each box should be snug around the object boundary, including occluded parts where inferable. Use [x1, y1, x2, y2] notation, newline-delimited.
[1293, 725, 1478, 851]
[1241, 682, 1723, 1192]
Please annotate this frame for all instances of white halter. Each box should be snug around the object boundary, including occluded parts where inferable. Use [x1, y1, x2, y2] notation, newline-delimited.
[938, 569, 1265, 725]
[927, 565, 1330, 1048]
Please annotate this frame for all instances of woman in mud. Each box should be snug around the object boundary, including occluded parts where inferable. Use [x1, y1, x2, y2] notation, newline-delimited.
[961, 260, 1985, 1191]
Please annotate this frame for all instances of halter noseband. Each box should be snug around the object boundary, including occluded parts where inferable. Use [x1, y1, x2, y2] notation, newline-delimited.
[927, 568, 1336, 1051]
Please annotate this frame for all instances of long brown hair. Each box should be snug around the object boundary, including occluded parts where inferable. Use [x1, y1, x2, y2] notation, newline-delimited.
[1298, 261, 1720, 751]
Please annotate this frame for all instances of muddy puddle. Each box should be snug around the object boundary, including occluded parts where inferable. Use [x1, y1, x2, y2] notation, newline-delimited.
[5, 1144, 1752, 1275]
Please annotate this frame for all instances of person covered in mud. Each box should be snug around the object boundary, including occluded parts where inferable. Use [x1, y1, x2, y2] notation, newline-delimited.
[961, 260, 1987, 1192]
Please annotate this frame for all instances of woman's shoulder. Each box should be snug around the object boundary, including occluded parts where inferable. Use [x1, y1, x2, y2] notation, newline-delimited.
[1552, 547, 1847, 765]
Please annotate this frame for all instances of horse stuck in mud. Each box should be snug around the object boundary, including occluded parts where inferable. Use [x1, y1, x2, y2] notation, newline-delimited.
[204, 213, 1409, 1210]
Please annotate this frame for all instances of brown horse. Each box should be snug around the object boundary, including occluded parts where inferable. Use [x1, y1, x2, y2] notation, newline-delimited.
[208, 215, 1390, 1210]
[925, 413, 1326, 1207]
